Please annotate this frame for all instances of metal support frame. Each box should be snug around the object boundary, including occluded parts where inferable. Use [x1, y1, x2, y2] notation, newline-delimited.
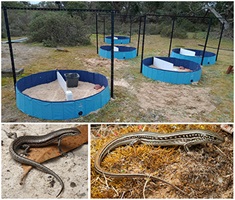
[4, 6, 225, 98]
[168, 17, 176, 57]
[103, 17, 106, 42]
[137, 16, 142, 56]
[201, 17, 212, 65]
[3, 6, 116, 12]
[129, 15, 132, 42]
[3, 7, 17, 89]
[99, 13, 134, 42]
[216, 22, 225, 61]
[110, 11, 115, 98]
[96, 13, 99, 54]
[140, 14, 213, 73]
[3, 6, 117, 98]
[140, 15, 147, 73]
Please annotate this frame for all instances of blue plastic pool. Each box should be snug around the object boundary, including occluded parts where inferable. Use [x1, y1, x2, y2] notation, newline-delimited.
[16, 70, 110, 120]
[171, 48, 216, 66]
[142, 57, 202, 84]
[99, 45, 137, 60]
[105, 36, 130, 44]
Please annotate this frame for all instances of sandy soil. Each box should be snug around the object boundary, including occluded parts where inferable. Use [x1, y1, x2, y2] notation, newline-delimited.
[1, 124, 88, 198]
[23, 80, 105, 101]
[134, 82, 215, 122]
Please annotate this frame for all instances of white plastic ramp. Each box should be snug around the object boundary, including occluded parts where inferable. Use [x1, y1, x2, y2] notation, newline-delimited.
[180, 48, 195, 56]
[57, 71, 67, 92]
[154, 57, 175, 71]
[56, 71, 73, 100]
[114, 46, 119, 52]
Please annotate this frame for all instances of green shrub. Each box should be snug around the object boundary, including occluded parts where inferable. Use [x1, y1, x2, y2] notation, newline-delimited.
[145, 21, 170, 35]
[160, 25, 188, 39]
[29, 12, 91, 47]
[174, 28, 188, 39]
[42, 39, 57, 47]
[177, 19, 194, 32]
[160, 25, 171, 37]
[146, 23, 156, 35]
[1, 30, 6, 38]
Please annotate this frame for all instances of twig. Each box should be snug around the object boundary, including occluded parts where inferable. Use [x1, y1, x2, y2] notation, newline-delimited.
[103, 173, 110, 189]
[142, 125, 147, 132]
[111, 186, 119, 197]
[121, 191, 125, 199]
[143, 177, 150, 199]
[214, 145, 232, 162]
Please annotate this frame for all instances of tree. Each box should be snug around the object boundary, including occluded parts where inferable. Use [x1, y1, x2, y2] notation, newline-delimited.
[29, 12, 91, 47]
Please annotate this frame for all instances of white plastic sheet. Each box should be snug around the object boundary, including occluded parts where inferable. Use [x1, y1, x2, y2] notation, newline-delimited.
[180, 48, 195, 56]
[57, 71, 73, 100]
[153, 57, 176, 71]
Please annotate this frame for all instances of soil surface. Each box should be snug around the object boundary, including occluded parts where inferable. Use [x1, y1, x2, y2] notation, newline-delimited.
[1, 124, 88, 198]
[1, 42, 51, 70]
[23, 80, 104, 101]
[132, 82, 216, 122]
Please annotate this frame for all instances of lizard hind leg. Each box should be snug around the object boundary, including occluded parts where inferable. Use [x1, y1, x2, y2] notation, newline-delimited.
[130, 138, 142, 146]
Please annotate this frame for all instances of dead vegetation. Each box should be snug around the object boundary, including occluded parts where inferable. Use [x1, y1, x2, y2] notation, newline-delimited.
[90, 124, 233, 198]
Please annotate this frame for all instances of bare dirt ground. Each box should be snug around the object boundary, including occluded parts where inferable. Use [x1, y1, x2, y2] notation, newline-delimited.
[1, 43, 51, 70]
[2, 124, 88, 198]
[1, 41, 233, 122]
[132, 81, 215, 122]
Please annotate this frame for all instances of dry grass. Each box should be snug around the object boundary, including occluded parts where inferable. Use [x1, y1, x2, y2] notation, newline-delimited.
[1, 34, 233, 122]
[90, 124, 233, 198]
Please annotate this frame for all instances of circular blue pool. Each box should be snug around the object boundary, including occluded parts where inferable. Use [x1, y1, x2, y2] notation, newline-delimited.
[99, 45, 137, 60]
[171, 48, 216, 66]
[16, 70, 110, 120]
[142, 57, 202, 84]
[105, 36, 130, 44]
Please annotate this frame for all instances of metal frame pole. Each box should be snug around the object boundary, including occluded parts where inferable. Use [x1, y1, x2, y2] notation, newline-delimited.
[201, 18, 212, 65]
[216, 22, 224, 61]
[110, 11, 115, 98]
[103, 17, 106, 42]
[96, 13, 99, 54]
[140, 15, 146, 73]
[137, 16, 142, 56]
[168, 17, 175, 57]
[129, 15, 132, 43]
[3, 7, 17, 90]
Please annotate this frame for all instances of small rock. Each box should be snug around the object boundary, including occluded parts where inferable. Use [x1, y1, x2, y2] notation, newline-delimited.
[70, 182, 77, 188]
